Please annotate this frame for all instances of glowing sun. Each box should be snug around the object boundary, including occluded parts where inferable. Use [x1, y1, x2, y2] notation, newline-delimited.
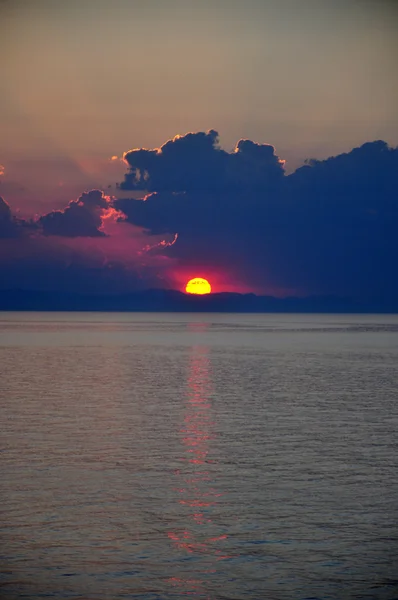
[185, 277, 212, 295]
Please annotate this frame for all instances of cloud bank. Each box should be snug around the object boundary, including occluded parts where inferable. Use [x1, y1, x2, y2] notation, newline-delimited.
[116, 132, 398, 301]
[121, 130, 284, 193]
[0, 190, 176, 293]
[1, 131, 397, 303]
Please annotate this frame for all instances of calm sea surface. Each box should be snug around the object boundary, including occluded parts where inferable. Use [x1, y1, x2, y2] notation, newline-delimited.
[1, 312, 398, 600]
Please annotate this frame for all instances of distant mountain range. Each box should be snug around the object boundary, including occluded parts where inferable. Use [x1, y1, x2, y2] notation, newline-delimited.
[0, 289, 396, 313]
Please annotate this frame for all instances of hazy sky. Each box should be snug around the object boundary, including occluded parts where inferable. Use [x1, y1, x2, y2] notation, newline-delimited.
[1, 0, 398, 301]
[1, 0, 397, 212]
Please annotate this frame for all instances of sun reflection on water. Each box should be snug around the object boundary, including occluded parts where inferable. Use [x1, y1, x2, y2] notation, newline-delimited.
[167, 329, 229, 596]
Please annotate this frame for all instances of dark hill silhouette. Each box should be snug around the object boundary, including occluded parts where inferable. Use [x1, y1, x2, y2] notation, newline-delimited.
[0, 289, 396, 313]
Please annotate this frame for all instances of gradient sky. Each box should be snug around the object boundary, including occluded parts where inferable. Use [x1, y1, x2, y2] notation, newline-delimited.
[1, 0, 397, 301]
[1, 0, 397, 212]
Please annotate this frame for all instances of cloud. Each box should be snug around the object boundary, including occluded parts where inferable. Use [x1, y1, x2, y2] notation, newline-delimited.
[0, 191, 116, 240]
[0, 190, 177, 293]
[37, 190, 111, 237]
[1, 132, 398, 303]
[120, 129, 284, 192]
[0, 196, 34, 238]
[0, 231, 176, 294]
[116, 135, 398, 301]
[0, 196, 16, 237]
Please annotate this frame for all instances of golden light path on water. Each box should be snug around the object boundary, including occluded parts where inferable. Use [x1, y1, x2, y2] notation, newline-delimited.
[167, 324, 229, 597]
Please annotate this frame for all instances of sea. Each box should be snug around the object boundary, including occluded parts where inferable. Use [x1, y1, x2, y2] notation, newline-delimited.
[1, 312, 397, 600]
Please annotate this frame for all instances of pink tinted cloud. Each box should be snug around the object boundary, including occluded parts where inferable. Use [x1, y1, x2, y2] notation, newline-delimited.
[0, 188, 178, 292]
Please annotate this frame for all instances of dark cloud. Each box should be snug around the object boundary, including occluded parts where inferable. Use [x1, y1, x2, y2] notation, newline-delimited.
[120, 130, 284, 192]
[0, 196, 34, 238]
[0, 190, 114, 239]
[116, 135, 398, 301]
[38, 190, 110, 237]
[0, 190, 176, 293]
[274, 140, 398, 298]
[0, 196, 15, 237]
[1, 133, 398, 304]
[0, 236, 169, 294]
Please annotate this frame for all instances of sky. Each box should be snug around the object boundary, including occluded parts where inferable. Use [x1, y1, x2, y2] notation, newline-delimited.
[1, 0, 398, 302]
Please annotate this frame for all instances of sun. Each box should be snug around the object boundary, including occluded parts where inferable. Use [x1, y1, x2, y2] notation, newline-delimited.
[185, 277, 212, 295]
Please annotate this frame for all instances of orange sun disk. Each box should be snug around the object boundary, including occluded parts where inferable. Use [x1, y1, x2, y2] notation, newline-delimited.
[185, 278, 212, 295]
